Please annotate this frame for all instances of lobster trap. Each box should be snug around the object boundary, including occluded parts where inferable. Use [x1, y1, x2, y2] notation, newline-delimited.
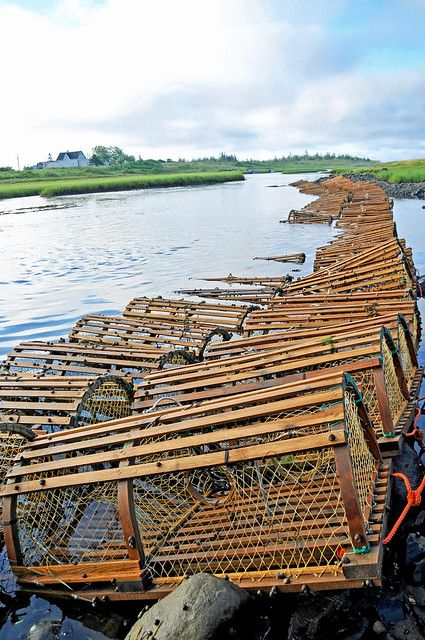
[1, 340, 173, 380]
[134, 321, 416, 445]
[1, 374, 388, 599]
[0, 374, 133, 433]
[70, 314, 234, 360]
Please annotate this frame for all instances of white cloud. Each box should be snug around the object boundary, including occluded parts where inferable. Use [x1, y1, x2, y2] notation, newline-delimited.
[0, 0, 424, 166]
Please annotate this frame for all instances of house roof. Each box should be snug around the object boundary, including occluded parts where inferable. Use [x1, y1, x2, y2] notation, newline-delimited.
[56, 151, 86, 160]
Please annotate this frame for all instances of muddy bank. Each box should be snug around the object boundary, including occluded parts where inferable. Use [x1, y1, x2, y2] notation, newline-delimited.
[340, 173, 425, 200]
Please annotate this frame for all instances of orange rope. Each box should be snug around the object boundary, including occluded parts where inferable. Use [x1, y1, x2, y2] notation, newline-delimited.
[384, 473, 425, 544]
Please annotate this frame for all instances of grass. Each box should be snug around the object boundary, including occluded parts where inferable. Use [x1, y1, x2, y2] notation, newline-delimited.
[0, 171, 244, 200]
[335, 158, 425, 184]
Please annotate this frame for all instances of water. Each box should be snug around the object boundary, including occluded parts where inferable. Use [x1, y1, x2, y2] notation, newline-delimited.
[0, 177, 423, 638]
[392, 198, 425, 365]
[0, 173, 335, 358]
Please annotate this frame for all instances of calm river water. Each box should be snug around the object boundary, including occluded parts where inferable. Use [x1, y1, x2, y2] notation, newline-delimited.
[0, 175, 423, 638]
[0, 172, 335, 358]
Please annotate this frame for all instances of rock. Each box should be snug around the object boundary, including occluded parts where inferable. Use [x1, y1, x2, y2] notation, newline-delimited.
[412, 558, 425, 585]
[406, 585, 425, 606]
[28, 620, 61, 640]
[377, 597, 405, 626]
[74, 612, 124, 638]
[406, 533, 425, 565]
[390, 614, 423, 639]
[412, 603, 425, 626]
[287, 591, 369, 640]
[391, 443, 423, 502]
[413, 510, 425, 534]
[125, 574, 250, 640]
[372, 620, 386, 635]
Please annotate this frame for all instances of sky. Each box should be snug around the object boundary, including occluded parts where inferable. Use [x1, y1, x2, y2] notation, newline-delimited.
[1, 0, 425, 167]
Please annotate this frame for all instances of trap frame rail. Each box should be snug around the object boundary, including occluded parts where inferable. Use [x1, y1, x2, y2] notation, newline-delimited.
[2, 373, 387, 598]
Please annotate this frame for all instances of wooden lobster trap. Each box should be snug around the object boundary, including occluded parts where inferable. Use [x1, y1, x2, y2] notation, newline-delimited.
[0, 375, 133, 434]
[1, 340, 174, 380]
[123, 297, 249, 335]
[204, 312, 408, 360]
[1, 374, 388, 599]
[134, 320, 418, 449]
[69, 313, 236, 361]
[243, 297, 417, 337]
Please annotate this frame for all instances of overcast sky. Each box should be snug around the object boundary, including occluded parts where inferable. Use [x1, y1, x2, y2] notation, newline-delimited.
[1, 0, 425, 167]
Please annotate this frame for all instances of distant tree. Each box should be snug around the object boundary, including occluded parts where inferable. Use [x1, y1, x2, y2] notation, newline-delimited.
[90, 145, 135, 165]
[0, 166, 13, 172]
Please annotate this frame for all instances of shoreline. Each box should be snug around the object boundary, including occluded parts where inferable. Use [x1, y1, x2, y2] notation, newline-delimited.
[341, 172, 425, 200]
[0, 171, 244, 201]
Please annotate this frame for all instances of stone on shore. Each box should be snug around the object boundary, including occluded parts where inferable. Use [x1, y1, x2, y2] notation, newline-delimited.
[125, 573, 250, 640]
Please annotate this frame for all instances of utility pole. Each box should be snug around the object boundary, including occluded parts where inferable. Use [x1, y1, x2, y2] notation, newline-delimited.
[17, 155, 20, 171]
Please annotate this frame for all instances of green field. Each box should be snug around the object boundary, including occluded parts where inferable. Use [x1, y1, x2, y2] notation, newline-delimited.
[0, 171, 244, 200]
[336, 158, 425, 183]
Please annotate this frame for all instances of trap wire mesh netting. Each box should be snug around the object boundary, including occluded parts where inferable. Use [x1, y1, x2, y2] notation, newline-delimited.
[133, 451, 348, 583]
[77, 379, 132, 425]
[17, 481, 125, 568]
[344, 389, 378, 519]
[397, 326, 416, 382]
[381, 340, 407, 423]
[350, 369, 383, 435]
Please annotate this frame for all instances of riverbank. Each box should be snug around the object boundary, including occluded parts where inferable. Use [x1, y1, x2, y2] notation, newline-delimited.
[342, 172, 425, 199]
[0, 171, 244, 200]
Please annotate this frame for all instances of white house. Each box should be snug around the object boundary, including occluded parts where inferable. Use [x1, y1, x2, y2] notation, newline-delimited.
[33, 151, 89, 169]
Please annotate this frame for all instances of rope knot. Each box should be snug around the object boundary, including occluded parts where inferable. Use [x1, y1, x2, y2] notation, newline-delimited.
[384, 472, 425, 544]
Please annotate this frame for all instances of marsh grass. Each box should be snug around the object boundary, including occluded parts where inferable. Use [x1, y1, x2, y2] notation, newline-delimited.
[0, 171, 244, 200]
[337, 158, 425, 183]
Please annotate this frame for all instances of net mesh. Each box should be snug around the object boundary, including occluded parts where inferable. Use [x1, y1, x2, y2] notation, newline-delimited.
[16, 481, 125, 568]
[133, 452, 347, 582]
[350, 369, 383, 435]
[344, 389, 377, 520]
[397, 327, 415, 383]
[381, 340, 407, 424]
[0, 430, 30, 492]
[78, 380, 132, 425]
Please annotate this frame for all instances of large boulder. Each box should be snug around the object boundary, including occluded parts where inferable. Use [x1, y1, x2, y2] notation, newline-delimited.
[125, 574, 250, 640]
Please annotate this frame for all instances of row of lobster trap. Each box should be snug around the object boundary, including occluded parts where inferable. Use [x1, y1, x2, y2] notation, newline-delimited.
[0, 315, 422, 599]
[0, 176, 423, 601]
